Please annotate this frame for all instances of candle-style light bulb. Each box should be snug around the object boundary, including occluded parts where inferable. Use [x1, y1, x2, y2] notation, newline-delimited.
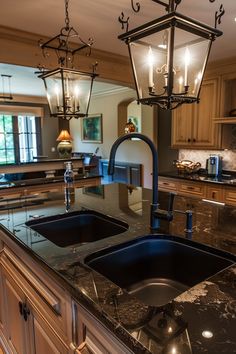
[184, 47, 191, 87]
[55, 84, 60, 107]
[74, 86, 80, 112]
[148, 46, 154, 88]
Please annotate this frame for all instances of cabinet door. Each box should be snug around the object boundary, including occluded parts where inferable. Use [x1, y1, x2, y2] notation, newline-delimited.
[193, 78, 220, 148]
[172, 78, 220, 149]
[2, 268, 28, 354]
[171, 103, 194, 147]
[29, 305, 69, 354]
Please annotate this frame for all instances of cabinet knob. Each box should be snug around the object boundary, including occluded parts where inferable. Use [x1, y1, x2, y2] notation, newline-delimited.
[193, 138, 196, 143]
[187, 138, 191, 143]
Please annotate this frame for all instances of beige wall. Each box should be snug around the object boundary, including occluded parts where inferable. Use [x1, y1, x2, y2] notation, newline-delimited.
[70, 88, 155, 188]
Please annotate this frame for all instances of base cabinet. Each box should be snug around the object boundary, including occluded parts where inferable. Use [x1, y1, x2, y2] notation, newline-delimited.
[158, 176, 236, 206]
[72, 302, 133, 354]
[0, 256, 70, 354]
[0, 230, 133, 354]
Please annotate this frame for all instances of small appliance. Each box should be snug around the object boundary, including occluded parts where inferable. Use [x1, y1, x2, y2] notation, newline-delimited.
[206, 155, 222, 177]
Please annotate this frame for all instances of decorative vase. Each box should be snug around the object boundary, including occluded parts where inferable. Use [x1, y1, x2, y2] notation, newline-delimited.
[57, 140, 72, 158]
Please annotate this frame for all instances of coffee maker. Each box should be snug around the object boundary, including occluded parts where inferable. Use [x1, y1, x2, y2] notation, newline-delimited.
[206, 155, 222, 177]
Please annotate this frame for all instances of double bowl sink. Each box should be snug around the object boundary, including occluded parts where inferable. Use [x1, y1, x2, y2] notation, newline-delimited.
[26, 210, 236, 307]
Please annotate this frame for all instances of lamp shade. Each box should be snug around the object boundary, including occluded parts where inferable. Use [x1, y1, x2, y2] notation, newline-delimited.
[119, 11, 222, 110]
[56, 129, 73, 142]
[39, 68, 97, 120]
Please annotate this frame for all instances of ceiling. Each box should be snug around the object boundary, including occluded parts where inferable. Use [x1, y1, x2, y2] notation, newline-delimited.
[0, 0, 235, 97]
[1, 0, 235, 59]
[0, 63, 130, 98]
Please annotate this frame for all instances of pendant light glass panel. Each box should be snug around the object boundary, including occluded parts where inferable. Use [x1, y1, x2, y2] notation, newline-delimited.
[40, 68, 94, 119]
[128, 27, 212, 105]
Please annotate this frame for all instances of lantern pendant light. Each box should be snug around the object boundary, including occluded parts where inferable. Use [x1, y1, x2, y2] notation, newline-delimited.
[38, 0, 98, 120]
[118, 0, 224, 110]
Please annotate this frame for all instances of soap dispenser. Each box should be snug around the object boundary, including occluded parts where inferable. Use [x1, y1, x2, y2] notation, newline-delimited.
[64, 161, 74, 184]
[64, 161, 74, 212]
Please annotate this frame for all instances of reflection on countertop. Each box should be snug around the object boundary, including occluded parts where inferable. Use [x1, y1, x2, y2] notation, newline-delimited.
[0, 183, 236, 354]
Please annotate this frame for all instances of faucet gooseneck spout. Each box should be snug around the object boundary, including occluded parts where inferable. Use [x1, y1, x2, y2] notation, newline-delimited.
[108, 132, 167, 231]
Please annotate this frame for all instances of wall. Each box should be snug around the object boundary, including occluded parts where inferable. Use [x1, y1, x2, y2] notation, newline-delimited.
[70, 88, 155, 189]
[179, 149, 236, 171]
[157, 108, 178, 173]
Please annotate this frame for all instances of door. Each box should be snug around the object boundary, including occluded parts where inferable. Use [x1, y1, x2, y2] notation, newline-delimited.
[2, 267, 28, 354]
[171, 102, 194, 147]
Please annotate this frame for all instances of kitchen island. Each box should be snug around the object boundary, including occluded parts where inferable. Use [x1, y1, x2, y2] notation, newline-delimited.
[0, 182, 236, 354]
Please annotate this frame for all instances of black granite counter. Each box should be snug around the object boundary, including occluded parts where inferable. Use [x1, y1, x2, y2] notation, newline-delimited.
[0, 183, 236, 354]
[160, 171, 236, 187]
[0, 172, 100, 190]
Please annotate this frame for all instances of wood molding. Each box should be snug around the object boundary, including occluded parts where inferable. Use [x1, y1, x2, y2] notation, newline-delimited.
[0, 25, 133, 86]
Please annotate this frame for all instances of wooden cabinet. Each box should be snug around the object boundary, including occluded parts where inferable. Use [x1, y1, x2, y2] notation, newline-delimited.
[1, 264, 69, 354]
[218, 72, 236, 123]
[178, 180, 206, 198]
[73, 302, 133, 354]
[172, 78, 221, 149]
[224, 187, 236, 206]
[158, 176, 236, 206]
[158, 177, 178, 192]
[0, 234, 73, 354]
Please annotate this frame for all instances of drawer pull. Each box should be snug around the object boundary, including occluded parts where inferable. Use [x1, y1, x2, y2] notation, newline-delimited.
[187, 186, 194, 190]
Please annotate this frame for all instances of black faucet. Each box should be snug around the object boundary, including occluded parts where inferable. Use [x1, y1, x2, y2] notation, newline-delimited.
[108, 132, 175, 231]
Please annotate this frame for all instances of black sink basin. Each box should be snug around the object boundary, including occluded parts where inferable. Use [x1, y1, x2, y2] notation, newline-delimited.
[85, 235, 235, 307]
[25, 210, 128, 247]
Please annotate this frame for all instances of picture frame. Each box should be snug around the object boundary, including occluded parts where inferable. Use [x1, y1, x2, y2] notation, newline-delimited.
[81, 114, 103, 143]
[82, 185, 105, 199]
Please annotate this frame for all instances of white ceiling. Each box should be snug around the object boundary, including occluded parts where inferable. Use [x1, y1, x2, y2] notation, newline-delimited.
[0, 63, 130, 97]
[0, 0, 235, 97]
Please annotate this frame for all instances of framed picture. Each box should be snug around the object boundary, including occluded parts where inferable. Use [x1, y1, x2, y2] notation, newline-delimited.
[81, 114, 103, 143]
[83, 185, 104, 198]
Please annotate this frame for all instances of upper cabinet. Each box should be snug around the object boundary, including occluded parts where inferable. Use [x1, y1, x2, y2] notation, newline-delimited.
[215, 71, 236, 123]
[172, 77, 221, 149]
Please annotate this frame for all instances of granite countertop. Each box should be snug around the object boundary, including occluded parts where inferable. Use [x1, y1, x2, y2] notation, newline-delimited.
[160, 170, 236, 186]
[0, 172, 100, 190]
[0, 182, 236, 354]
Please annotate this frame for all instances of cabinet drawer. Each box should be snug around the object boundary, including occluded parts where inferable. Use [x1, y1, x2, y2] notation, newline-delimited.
[206, 185, 223, 202]
[178, 182, 206, 197]
[224, 187, 236, 206]
[158, 178, 178, 191]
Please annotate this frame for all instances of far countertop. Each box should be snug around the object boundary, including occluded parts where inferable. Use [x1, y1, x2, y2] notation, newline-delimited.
[0, 183, 236, 354]
[159, 170, 236, 187]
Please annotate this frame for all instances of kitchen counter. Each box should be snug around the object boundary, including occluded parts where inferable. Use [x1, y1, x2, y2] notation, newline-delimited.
[0, 182, 236, 353]
[0, 171, 101, 190]
[160, 171, 236, 186]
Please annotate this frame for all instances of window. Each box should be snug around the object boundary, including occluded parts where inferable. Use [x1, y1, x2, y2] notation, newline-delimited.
[0, 114, 42, 165]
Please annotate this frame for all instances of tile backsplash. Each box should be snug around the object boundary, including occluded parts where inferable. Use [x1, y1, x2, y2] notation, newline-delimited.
[179, 149, 236, 171]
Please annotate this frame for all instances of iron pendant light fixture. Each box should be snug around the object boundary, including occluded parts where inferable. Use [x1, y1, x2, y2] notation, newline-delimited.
[38, 0, 98, 120]
[118, 0, 224, 110]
